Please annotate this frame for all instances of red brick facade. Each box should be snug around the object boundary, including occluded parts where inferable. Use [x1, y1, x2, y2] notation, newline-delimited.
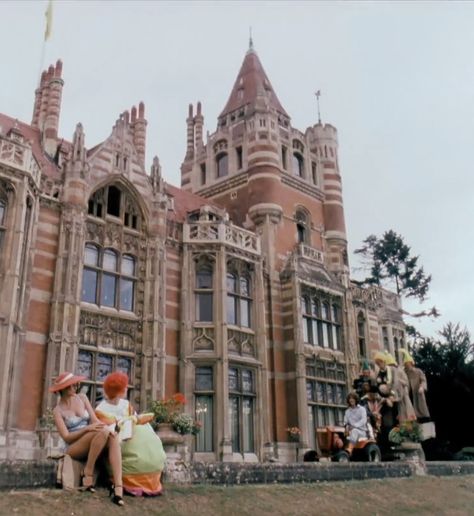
[0, 49, 405, 461]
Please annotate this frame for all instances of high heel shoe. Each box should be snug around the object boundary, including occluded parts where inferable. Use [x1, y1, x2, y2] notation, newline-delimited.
[82, 473, 96, 493]
[109, 484, 124, 506]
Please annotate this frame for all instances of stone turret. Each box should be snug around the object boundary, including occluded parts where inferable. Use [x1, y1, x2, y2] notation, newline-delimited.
[308, 122, 348, 274]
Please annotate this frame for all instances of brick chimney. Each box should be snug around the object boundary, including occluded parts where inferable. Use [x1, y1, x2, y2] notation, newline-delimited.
[32, 60, 64, 156]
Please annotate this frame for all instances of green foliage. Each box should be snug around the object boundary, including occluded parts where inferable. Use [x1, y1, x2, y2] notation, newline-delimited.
[150, 393, 201, 435]
[173, 413, 202, 435]
[388, 421, 423, 444]
[412, 323, 474, 377]
[354, 230, 432, 302]
[411, 322, 474, 451]
[150, 393, 187, 424]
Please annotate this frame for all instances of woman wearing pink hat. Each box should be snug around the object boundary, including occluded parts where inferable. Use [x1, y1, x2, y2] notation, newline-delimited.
[50, 372, 124, 506]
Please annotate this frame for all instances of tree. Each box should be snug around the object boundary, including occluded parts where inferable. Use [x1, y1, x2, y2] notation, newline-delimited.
[411, 323, 474, 453]
[354, 230, 438, 318]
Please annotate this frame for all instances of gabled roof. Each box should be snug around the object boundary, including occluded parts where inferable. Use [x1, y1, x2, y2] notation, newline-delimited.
[164, 182, 222, 222]
[219, 49, 288, 118]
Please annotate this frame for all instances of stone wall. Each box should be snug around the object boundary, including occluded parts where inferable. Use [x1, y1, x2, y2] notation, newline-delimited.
[1, 460, 474, 490]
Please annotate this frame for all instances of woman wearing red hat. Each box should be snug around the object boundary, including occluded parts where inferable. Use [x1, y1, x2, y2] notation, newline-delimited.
[95, 371, 166, 496]
[50, 372, 124, 506]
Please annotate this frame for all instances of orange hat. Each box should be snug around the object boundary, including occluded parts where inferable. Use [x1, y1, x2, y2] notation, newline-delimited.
[49, 372, 86, 393]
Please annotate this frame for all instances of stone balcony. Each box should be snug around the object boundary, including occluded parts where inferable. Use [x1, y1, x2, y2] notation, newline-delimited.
[0, 132, 41, 187]
[183, 221, 260, 255]
[297, 243, 324, 265]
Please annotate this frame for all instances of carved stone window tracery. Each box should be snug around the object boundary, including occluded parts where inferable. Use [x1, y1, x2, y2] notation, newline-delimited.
[88, 184, 142, 231]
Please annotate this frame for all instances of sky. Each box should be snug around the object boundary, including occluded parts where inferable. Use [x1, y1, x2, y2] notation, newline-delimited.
[1, 0, 474, 339]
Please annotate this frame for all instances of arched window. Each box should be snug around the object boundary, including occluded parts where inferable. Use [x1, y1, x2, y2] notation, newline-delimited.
[81, 244, 137, 311]
[357, 312, 366, 358]
[0, 197, 6, 250]
[88, 184, 141, 230]
[195, 265, 214, 322]
[292, 153, 304, 177]
[216, 153, 228, 178]
[295, 209, 310, 245]
[227, 272, 252, 328]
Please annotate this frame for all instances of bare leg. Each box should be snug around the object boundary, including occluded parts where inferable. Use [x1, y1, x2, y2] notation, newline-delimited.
[106, 434, 123, 499]
[67, 428, 109, 483]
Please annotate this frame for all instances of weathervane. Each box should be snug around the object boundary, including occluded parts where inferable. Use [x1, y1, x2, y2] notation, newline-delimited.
[315, 90, 322, 124]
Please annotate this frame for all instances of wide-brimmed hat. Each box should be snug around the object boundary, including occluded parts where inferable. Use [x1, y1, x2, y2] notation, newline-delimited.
[49, 372, 86, 393]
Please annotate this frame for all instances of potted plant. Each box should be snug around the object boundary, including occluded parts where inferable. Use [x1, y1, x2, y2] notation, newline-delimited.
[286, 426, 302, 442]
[388, 420, 423, 446]
[150, 393, 201, 446]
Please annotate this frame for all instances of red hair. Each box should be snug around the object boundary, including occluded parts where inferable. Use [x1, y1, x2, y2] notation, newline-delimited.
[103, 372, 129, 398]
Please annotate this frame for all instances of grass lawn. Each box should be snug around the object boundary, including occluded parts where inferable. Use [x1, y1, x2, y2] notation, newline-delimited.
[1, 475, 473, 515]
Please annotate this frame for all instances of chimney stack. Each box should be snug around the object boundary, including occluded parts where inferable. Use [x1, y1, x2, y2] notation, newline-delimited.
[133, 101, 147, 167]
[34, 60, 65, 156]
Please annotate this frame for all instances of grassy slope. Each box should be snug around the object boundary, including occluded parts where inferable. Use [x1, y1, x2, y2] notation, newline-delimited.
[1, 476, 473, 516]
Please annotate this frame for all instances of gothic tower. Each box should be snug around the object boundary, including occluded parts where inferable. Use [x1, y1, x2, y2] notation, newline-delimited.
[180, 42, 351, 457]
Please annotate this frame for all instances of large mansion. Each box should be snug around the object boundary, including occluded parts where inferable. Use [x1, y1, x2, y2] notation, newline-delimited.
[0, 44, 405, 462]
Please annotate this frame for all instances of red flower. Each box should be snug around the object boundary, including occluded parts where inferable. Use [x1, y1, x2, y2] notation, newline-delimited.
[172, 393, 186, 405]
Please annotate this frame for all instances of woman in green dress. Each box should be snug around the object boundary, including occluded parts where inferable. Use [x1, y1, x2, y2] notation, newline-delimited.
[96, 372, 166, 496]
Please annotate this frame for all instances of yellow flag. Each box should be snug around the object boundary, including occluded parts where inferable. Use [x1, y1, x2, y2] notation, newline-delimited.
[44, 0, 53, 41]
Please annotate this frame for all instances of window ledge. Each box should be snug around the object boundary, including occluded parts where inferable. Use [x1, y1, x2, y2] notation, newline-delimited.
[227, 325, 255, 335]
[80, 302, 138, 320]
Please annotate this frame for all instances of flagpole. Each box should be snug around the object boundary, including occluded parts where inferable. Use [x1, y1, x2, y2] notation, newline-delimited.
[37, 39, 47, 87]
[315, 90, 321, 124]
[38, 0, 53, 86]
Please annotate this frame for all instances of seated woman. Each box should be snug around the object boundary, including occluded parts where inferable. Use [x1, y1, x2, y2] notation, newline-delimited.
[51, 372, 124, 506]
[343, 392, 369, 455]
[95, 372, 166, 496]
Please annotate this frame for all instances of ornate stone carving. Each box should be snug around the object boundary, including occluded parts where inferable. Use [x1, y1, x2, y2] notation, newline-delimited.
[193, 327, 215, 351]
[79, 311, 139, 353]
[227, 328, 255, 357]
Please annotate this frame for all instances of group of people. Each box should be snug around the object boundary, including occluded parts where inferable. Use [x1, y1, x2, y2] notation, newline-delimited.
[344, 349, 431, 454]
[50, 371, 166, 506]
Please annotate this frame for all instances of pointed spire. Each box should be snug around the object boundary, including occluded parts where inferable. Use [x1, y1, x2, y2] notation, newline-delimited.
[219, 47, 288, 119]
[150, 155, 162, 194]
[248, 27, 254, 54]
[72, 122, 85, 164]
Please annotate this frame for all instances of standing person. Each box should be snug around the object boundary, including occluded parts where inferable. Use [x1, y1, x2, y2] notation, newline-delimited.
[384, 351, 417, 423]
[343, 392, 369, 456]
[95, 372, 166, 496]
[400, 349, 431, 421]
[51, 372, 124, 506]
[373, 352, 398, 452]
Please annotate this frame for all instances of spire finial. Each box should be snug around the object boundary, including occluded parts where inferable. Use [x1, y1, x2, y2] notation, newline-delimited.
[249, 26, 254, 51]
[315, 90, 322, 124]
